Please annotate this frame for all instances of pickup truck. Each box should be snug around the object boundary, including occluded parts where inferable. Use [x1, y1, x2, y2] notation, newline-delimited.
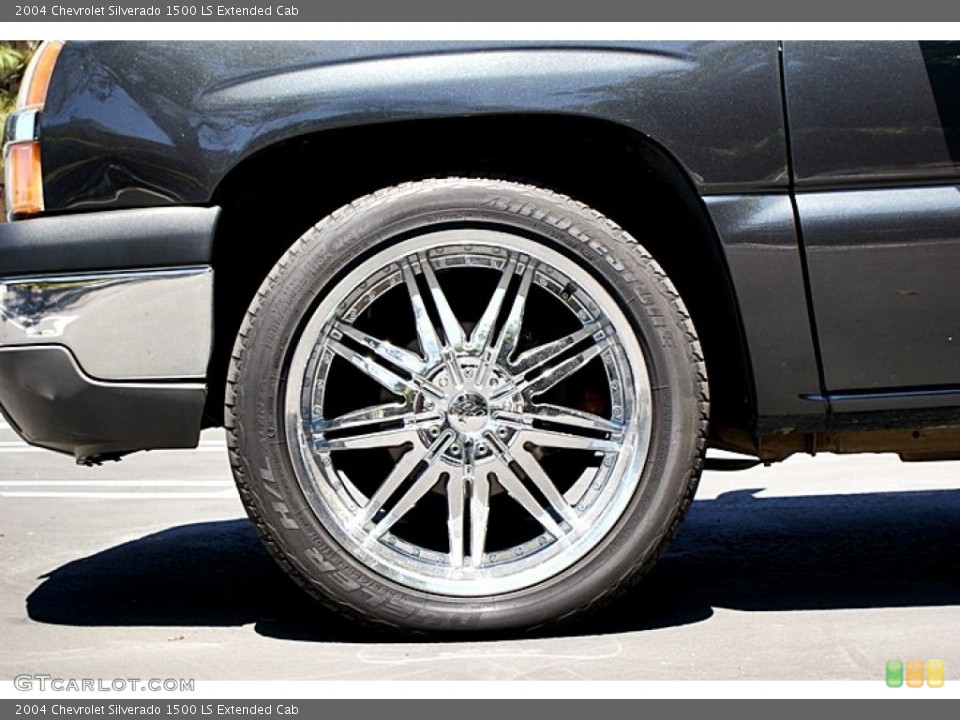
[2, 40, 959, 632]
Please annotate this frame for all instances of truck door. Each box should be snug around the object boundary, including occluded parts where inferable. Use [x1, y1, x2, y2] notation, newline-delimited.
[783, 41, 960, 414]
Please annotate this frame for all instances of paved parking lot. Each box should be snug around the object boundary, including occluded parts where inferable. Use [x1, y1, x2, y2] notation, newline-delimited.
[1, 418, 959, 682]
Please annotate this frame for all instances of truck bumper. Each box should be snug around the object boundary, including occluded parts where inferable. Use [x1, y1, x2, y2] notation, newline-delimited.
[0, 206, 218, 463]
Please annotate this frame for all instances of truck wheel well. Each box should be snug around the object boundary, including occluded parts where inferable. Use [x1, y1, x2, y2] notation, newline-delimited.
[205, 115, 755, 434]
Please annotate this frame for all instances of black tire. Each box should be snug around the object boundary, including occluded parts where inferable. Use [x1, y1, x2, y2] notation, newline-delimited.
[225, 178, 707, 633]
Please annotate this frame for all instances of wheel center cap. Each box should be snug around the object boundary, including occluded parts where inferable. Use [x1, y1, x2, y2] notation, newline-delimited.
[447, 392, 490, 433]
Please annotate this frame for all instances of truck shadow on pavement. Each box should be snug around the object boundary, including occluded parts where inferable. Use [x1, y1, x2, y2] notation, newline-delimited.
[26, 487, 960, 642]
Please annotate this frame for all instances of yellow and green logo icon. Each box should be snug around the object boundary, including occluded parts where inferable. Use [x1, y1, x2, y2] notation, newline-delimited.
[886, 659, 945, 688]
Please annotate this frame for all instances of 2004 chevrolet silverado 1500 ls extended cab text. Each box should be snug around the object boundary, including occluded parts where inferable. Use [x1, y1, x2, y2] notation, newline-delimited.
[2, 40, 960, 632]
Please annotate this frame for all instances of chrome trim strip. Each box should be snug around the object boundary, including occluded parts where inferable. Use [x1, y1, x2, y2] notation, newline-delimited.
[3, 108, 39, 149]
[0, 266, 213, 381]
[803, 387, 960, 403]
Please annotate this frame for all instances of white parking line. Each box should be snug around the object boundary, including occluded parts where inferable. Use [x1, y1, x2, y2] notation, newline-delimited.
[0, 441, 227, 453]
[0, 480, 233, 487]
[0, 476, 237, 499]
[0, 490, 238, 499]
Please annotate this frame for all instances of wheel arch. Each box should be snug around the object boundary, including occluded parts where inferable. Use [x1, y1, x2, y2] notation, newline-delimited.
[204, 114, 757, 436]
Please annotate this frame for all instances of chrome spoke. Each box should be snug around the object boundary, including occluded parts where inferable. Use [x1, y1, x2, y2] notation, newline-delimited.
[368, 466, 446, 540]
[470, 254, 518, 353]
[315, 425, 418, 452]
[507, 343, 606, 400]
[329, 338, 444, 401]
[401, 260, 442, 364]
[446, 439, 476, 567]
[493, 261, 536, 364]
[334, 321, 429, 376]
[564, 468, 601, 506]
[518, 428, 621, 453]
[314, 403, 415, 433]
[370, 432, 453, 539]
[488, 459, 564, 540]
[446, 474, 466, 568]
[420, 255, 467, 351]
[328, 339, 416, 398]
[359, 432, 451, 527]
[490, 437, 581, 530]
[469, 474, 491, 567]
[357, 446, 427, 526]
[509, 324, 598, 374]
[495, 404, 622, 434]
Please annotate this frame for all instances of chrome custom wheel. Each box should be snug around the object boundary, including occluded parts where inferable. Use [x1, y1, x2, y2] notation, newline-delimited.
[285, 231, 652, 596]
[227, 179, 707, 632]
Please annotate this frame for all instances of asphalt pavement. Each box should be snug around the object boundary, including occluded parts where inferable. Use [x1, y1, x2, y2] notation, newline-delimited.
[2, 418, 959, 682]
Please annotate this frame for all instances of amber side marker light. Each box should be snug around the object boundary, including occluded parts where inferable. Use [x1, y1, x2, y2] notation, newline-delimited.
[5, 142, 44, 216]
[3, 40, 64, 218]
[18, 40, 64, 111]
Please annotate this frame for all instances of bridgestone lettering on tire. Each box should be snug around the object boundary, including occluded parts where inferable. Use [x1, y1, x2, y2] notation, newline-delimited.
[225, 179, 708, 632]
